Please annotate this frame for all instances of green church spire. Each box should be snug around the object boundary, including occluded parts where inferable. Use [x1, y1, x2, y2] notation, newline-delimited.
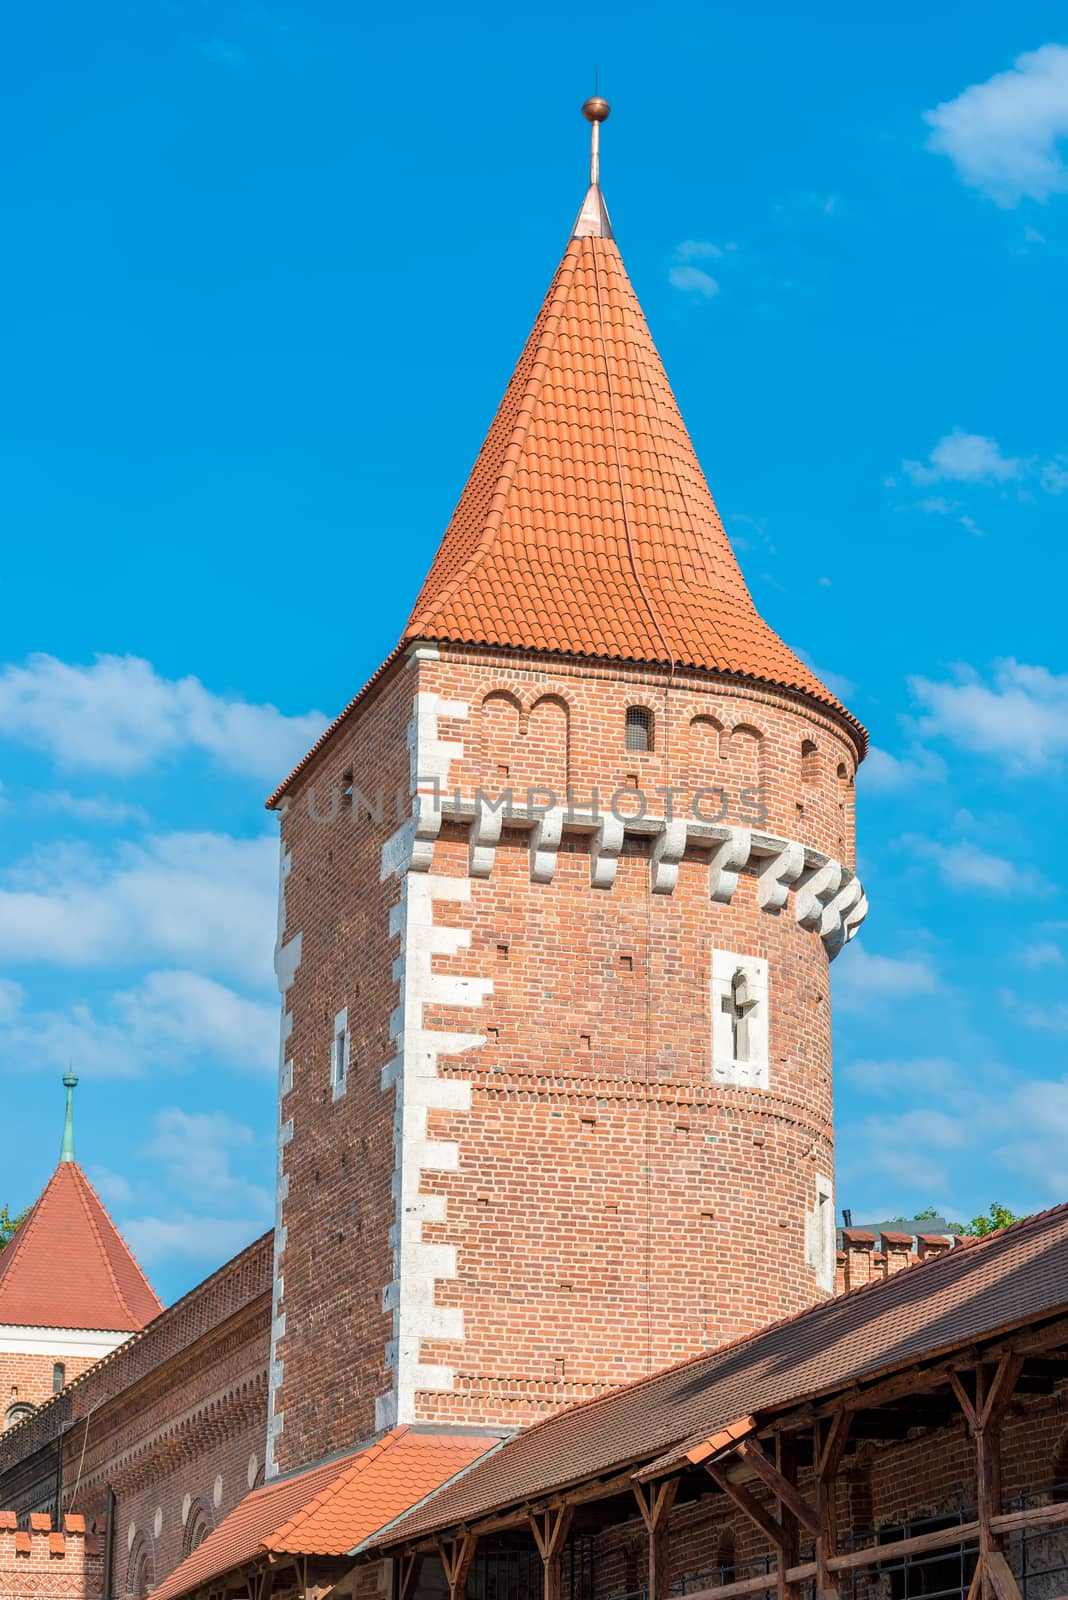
[60, 1072, 78, 1163]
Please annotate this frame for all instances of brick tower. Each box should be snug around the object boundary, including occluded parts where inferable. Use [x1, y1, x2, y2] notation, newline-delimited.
[264, 100, 868, 1478]
[0, 1076, 162, 1428]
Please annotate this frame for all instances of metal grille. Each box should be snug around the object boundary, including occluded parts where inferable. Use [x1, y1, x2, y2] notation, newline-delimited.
[625, 707, 652, 752]
[604, 1485, 1068, 1600]
[468, 1536, 595, 1600]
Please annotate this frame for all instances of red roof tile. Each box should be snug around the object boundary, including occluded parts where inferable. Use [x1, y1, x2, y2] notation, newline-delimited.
[404, 233, 865, 754]
[0, 1162, 161, 1333]
[379, 1203, 1068, 1544]
[266, 205, 868, 813]
[149, 1428, 498, 1600]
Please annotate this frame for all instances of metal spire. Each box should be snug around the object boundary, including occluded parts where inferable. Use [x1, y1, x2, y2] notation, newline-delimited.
[60, 1072, 78, 1163]
[571, 96, 613, 240]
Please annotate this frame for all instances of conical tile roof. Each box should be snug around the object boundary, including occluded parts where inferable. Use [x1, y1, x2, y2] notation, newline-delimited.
[0, 1162, 162, 1332]
[405, 223, 863, 751]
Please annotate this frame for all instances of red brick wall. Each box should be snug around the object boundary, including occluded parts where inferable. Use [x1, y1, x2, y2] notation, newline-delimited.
[0, 1512, 102, 1600]
[1, 1355, 99, 1434]
[272, 644, 861, 1468]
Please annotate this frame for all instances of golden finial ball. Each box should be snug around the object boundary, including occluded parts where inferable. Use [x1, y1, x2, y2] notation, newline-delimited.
[582, 97, 611, 123]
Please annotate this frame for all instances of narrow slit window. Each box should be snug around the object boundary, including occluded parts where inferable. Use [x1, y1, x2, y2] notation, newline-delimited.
[52, 1362, 65, 1393]
[801, 739, 819, 783]
[625, 706, 653, 753]
[333, 1028, 348, 1087]
[331, 1010, 350, 1099]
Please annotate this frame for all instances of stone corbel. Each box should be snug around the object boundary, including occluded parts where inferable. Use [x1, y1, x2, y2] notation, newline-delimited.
[530, 807, 565, 884]
[409, 790, 443, 873]
[820, 875, 865, 956]
[709, 827, 751, 904]
[590, 812, 625, 889]
[757, 839, 805, 911]
[794, 859, 844, 931]
[650, 819, 688, 895]
[468, 796, 504, 879]
[843, 891, 869, 945]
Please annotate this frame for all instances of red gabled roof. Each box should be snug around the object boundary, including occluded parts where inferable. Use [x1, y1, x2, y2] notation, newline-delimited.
[0, 1162, 162, 1333]
[149, 1427, 498, 1600]
[403, 230, 865, 754]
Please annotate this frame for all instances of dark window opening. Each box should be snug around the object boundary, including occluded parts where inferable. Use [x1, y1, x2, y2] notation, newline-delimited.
[625, 707, 653, 753]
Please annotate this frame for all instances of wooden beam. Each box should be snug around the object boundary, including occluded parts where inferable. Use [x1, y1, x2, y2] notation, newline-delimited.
[642, 1476, 678, 1600]
[529, 1503, 573, 1600]
[774, 1308, 1068, 1438]
[981, 1355, 1024, 1429]
[677, 1500, 1068, 1600]
[398, 1552, 421, 1600]
[437, 1533, 477, 1600]
[706, 1465, 787, 1552]
[984, 1552, 1024, 1600]
[737, 1442, 819, 1536]
[814, 1413, 850, 1600]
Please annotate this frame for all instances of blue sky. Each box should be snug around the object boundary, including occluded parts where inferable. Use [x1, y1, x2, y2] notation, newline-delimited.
[2, 0, 1066, 1304]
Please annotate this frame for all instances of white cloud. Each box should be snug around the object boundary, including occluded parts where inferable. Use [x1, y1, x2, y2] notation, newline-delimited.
[1020, 941, 1064, 969]
[910, 496, 963, 515]
[909, 659, 1068, 770]
[668, 265, 720, 299]
[833, 944, 938, 1015]
[674, 240, 723, 262]
[0, 653, 324, 781]
[840, 1067, 1068, 1206]
[35, 791, 149, 825]
[862, 746, 946, 792]
[935, 841, 1020, 893]
[140, 1107, 270, 1204]
[0, 831, 276, 985]
[844, 1056, 964, 1097]
[121, 1214, 267, 1267]
[0, 968, 278, 1078]
[1040, 458, 1068, 494]
[924, 44, 1068, 206]
[87, 1166, 133, 1206]
[903, 430, 1022, 486]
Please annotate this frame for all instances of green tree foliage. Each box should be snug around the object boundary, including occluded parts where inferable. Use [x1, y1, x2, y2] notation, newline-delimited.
[0, 1205, 27, 1249]
[960, 1202, 1025, 1237]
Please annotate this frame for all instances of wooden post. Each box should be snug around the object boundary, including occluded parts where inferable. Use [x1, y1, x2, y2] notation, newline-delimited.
[775, 1435, 800, 1600]
[397, 1552, 423, 1600]
[529, 1505, 574, 1600]
[951, 1357, 1024, 1600]
[438, 1533, 478, 1600]
[814, 1413, 850, 1600]
[634, 1478, 679, 1600]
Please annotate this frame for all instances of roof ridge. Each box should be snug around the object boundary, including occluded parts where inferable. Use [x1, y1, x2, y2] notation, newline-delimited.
[405, 243, 580, 641]
[0, 1170, 55, 1304]
[71, 1163, 162, 1320]
[66, 1165, 136, 1325]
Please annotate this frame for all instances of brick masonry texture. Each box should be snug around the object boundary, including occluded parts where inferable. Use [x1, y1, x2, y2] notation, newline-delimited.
[269, 641, 857, 1468]
[0, 1513, 102, 1600]
[1, 1356, 100, 1429]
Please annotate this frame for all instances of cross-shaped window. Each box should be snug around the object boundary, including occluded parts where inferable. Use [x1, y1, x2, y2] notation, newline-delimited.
[721, 968, 758, 1061]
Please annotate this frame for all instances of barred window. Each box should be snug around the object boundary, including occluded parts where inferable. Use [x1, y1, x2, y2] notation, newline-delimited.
[625, 706, 653, 753]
